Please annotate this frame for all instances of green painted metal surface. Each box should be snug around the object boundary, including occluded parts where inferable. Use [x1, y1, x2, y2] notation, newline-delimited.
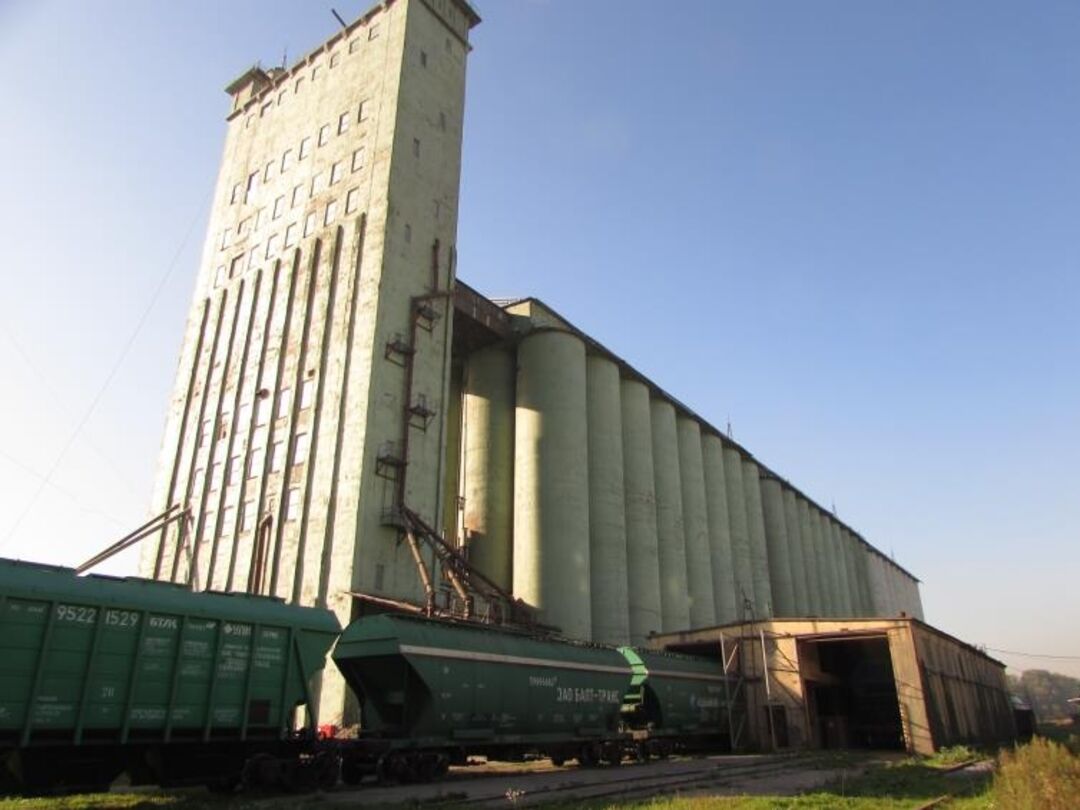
[631, 649, 730, 735]
[0, 558, 340, 744]
[333, 615, 634, 745]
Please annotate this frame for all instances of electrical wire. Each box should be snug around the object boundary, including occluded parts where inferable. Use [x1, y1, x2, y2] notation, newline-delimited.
[0, 198, 207, 551]
[984, 647, 1080, 662]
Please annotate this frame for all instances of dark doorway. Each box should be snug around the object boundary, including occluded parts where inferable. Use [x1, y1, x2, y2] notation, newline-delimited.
[801, 636, 904, 750]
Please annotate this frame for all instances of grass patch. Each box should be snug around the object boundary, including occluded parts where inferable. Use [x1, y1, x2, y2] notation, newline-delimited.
[994, 736, 1080, 810]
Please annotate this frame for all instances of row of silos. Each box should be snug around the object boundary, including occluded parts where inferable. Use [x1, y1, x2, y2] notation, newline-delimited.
[454, 328, 922, 645]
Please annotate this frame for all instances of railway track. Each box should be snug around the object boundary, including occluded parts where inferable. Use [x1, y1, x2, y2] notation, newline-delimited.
[318, 752, 850, 808]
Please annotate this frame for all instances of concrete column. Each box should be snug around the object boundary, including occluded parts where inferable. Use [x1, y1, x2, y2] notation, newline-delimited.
[723, 447, 755, 614]
[586, 356, 630, 645]
[620, 379, 663, 644]
[797, 497, 822, 615]
[651, 399, 691, 632]
[702, 435, 738, 624]
[823, 519, 850, 615]
[461, 345, 515, 590]
[676, 417, 715, 629]
[513, 331, 590, 639]
[742, 459, 773, 618]
[782, 488, 809, 615]
[760, 477, 795, 617]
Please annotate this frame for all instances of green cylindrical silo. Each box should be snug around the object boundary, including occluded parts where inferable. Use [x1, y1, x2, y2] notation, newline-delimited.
[586, 355, 630, 645]
[760, 477, 795, 616]
[840, 527, 863, 614]
[620, 378, 663, 643]
[796, 496, 821, 615]
[741, 459, 773, 618]
[442, 362, 463, 543]
[782, 487, 809, 615]
[723, 446, 755, 614]
[676, 416, 715, 628]
[856, 537, 872, 615]
[702, 434, 737, 624]
[810, 509, 837, 616]
[867, 549, 889, 616]
[823, 518, 850, 615]
[513, 331, 591, 639]
[650, 399, 690, 632]
[461, 345, 515, 590]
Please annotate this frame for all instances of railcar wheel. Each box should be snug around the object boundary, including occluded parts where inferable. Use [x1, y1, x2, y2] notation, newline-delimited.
[578, 743, 601, 768]
[601, 743, 623, 766]
[550, 754, 566, 767]
[434, 754, 450, 778]
[315, 751, 341, 790]
[341, 755, 366, 786]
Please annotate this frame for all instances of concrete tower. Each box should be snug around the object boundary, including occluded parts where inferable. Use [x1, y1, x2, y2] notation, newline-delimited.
[141, 0, 480, 723]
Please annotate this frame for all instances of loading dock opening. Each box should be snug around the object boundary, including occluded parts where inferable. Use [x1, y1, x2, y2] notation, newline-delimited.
[799, 635, 903, 750]
[650, 617, 1017, 755]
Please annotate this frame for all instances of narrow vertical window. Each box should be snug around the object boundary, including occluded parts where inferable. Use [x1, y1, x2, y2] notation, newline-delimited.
[318, 124, 330, 147]
[299, 136, 311, 160]
[351, 147, 365, 172]
[241, 500, 255, 531]
[345, 188, 360, 214]
[338, 111, 350, 135]
[286, 487, 301, 521]
[293, 432, 310, 465]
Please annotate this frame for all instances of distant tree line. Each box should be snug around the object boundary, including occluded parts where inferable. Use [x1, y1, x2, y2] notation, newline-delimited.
[1008, 669, 1080, 722]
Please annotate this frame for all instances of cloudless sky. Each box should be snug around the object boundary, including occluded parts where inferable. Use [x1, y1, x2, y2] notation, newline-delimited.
[0, 1, 1077, 678]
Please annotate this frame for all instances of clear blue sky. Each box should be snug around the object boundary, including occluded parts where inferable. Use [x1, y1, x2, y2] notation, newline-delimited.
[0, 1, 1077, 677]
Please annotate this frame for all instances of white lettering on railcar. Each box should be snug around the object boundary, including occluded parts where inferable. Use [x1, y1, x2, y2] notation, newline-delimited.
[555, 687, 622, 705]
[55, 604, 97, 624]
[149, 616, 179, 630]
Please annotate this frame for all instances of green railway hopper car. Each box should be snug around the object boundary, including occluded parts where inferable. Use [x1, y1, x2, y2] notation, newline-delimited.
[624, 648, 732, 749]
[333, 614, 635, 778]
[0, 558, 340, 793]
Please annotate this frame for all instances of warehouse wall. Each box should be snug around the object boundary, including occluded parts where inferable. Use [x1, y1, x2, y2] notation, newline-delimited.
[452, 301, 923, 642]
[651, 618, 1015, 756]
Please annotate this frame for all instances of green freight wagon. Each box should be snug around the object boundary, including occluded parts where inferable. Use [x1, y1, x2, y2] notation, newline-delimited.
[621, 648, 732, 751]
[333, 614, 636, 780]
[0, 558, 340, 793]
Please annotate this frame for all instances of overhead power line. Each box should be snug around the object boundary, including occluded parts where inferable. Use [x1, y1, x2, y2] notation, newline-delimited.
[0, 196, 207, 551]
[985, 647, 1080, 662]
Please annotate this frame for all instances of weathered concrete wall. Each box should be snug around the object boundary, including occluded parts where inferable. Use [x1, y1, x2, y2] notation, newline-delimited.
[143, 0, 479, 723]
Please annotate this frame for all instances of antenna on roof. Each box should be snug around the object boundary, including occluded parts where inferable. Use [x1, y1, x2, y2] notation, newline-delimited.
[831, 500, 837, 516]
[726, 416, 733, 439]
[281, 47, 287, 69]
[331, 8, 349, 30]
